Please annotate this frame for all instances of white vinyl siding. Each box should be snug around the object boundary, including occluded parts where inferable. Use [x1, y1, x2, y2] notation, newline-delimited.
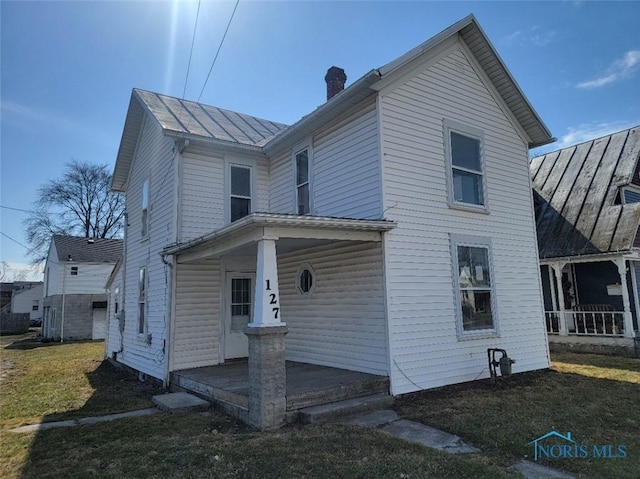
[380, 43, 549, 394]
[269, 99, 381, 219]
[45, 261, 116, 296]
[120, 114, 175, 380]
[11, 285, 43, 321]
[180, 153, 225, 241]
[171, 260, 221, 371]
[106, 266, 123, 358]
[278, 241, 387, 376]
[313, 99, 381, 219]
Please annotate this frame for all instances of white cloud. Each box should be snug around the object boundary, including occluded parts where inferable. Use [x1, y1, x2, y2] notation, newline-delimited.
[577, 50, 640, 89]
[554, 121, 639, 150]
[501, 27, 555, 47]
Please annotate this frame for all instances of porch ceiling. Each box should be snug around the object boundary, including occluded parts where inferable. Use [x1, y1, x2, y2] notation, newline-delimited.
[163, 213, 396, 264]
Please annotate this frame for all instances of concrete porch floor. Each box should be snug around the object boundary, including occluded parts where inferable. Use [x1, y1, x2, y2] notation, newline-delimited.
[170, 360, 390, 411]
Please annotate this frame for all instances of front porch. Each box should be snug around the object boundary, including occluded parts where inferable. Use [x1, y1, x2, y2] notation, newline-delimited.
[163, 213, 396, 429]
[541, 254, 640, 356]
[170, 360, 390, 422]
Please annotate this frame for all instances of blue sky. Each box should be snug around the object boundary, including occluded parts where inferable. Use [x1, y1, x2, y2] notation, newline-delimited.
[1, 1, 639, 280]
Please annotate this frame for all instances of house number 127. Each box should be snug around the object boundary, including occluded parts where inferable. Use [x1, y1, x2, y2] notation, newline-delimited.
[265, 280, 279, 320]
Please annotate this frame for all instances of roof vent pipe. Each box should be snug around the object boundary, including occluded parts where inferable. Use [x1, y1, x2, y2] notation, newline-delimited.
[325, 66, 347, 100]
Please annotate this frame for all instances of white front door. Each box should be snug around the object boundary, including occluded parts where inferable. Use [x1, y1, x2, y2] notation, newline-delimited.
[224, 274, 255, 359]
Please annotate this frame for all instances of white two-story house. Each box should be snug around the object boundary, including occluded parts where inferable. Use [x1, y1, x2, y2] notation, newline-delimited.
[109, 16, 554, 428]
[42, 235, 122, 341]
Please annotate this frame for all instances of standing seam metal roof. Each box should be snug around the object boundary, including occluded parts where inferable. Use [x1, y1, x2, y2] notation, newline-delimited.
[531, 126, 640, 258]
[133, 89, 289, 147]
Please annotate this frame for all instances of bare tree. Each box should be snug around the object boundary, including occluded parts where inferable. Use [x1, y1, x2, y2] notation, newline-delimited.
[25, 160, 124, 263]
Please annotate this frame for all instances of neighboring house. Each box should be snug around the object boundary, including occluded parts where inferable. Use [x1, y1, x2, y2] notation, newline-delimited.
[11, 283, 44, 324]
[531, 126, 640, 356]
[0, 283, 13, 310]
[111, 15, 554, 429]
[42, 235, 122, 341]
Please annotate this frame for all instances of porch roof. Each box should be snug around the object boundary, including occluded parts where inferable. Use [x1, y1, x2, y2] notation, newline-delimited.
[162, 213, 396, 263]
[539, 250, 640, 266]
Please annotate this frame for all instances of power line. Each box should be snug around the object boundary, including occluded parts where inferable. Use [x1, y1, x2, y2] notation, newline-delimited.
[0, 205, 66, 215]
[0, 231, 30, 250]
[197, 0, 240, 102]
[1, 205, 33, 214]
[182, 0, 202, 101]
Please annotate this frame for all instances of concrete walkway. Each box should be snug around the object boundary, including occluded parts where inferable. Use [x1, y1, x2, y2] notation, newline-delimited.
[9, 395, 575, 479]
[9, 408, 159, 433]
[9, 392, 208, 434]
[343, 410, 575, 479]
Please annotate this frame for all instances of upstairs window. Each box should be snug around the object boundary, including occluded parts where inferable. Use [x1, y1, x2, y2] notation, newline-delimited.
[32, 300, 39, 311]
[445, 121, 486, 209]
[295, 148, 311, 215]
[141, 179, 149, 237]
[70, 266, 78, 276]
[230, 165, 252, 222]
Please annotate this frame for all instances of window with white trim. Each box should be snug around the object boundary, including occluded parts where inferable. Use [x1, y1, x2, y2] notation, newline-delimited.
[32, 300, 39, 311]
[451, 235, 497, 337]
[70, 266, 78, 276]
[230, 165, 252, 222]
[445, 121, 486, 208]
[295, 148, 311, 215]
[138, 267, 147, 334]
[141, 179, 149, 237]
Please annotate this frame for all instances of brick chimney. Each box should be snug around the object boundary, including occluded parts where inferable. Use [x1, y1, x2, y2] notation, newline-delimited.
[325, 66, 347, 100]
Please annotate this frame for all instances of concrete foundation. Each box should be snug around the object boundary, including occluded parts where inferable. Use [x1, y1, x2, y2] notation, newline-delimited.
[245, 325, 288, 430]
[549, 335, 639, 357]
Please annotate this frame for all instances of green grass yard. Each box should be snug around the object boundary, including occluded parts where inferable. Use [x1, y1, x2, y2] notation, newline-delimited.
[396, 352, 640, 479]
[1, 332, 638, 478]
[0, 333, 516, 479]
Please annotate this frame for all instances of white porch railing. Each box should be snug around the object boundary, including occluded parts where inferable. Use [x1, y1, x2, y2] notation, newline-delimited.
[545, 311, 625, 336]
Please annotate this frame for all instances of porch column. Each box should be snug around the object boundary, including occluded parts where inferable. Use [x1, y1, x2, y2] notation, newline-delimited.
[245, 238, 288, 430]
[629, 261, 640, 334]
[250, 238, 283, 327]
[550, 262, 568, 335]
[615, 258, 636, 338]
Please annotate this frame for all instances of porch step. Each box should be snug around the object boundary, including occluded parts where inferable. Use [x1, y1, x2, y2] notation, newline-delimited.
[287, 375, 389, 410]
[152, 392, 210, 413]
[298, 393, 394, 424]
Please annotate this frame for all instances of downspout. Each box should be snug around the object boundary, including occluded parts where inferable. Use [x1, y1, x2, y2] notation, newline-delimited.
[60, 263, 66, 343]
[120, 211, 128, 354]
[161, 252, 173, 388]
